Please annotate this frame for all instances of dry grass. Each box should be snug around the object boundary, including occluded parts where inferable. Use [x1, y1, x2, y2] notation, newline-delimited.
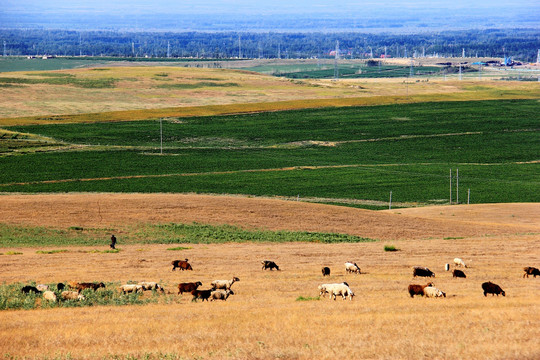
[0, 194, 539, 359]
[1, 66, 539, 125]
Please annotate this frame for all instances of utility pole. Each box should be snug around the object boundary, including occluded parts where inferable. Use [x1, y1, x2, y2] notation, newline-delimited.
[449, 169, 452, 205]
[334, 40, 339, 80]
[3, 41, 6, 57]
[167, 41, 170, 58]
[238, 34, 241, 59]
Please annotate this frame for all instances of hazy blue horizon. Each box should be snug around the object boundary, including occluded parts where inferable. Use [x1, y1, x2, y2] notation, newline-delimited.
[1, 0, 539, 32]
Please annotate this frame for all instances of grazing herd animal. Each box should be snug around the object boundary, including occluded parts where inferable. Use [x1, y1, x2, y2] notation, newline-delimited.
[482, 281, 505, 297]
[262, 260, 280, 271]
[413, 267, 435, 278]
[454, 258, 468, 268]
[345, 262, 361, 274]
[408, 283, 434, 298]
[177, 281, 203, 295]
[211, 277, 240, 290]
[61, 291, 85, 301]
[523, 266, 540, 278]
[17, 256, 534, 307]
[210, 289, 234, 301]
[172, 259, 193, 271]
[318, 282, 354, 301]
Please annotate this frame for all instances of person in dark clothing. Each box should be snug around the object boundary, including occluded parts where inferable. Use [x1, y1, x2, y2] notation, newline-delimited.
[110, 234, 117, 249]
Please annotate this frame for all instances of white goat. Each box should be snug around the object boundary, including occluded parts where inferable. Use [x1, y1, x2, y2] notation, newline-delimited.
[37, 284, 49, 292]
[61, 291, 85, 301]
[211, 277, 240, 290]
[424, 286, 446, 298]
[453, 258, 467, 268]
[318, 282, 353, 300]
[138, 281, 165, 292]
[345, 262, 361, 274]
[119, 284, 143, 294]
[210, 289, 234, 301]
[42, 290, 57, 302]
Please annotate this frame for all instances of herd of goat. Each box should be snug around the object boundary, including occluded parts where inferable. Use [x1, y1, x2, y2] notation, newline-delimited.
[18, 257, 539, 304]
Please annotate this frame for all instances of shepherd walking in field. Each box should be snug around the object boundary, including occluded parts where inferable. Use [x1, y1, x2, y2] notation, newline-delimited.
[110, 234, 117, 249]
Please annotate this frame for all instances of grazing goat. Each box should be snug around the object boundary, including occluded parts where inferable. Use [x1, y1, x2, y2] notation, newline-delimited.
[191, 289, 213, 302]
[119, 284, 143, 294]
[56, 283, 65, 291]
[322, 267, 331, 276]
[424, 286, 446, 298]
[318, 282, 353, 300]
[138, 281, 165, 292]
[523, 267, 540, 278]
[345, 262, 361, 274]
[75, 282, 105, 293]
[408, 283, 434, 298]
[210, 289, 234, 301]
[178, 281, 203, 295]
[262, 260, 280, 271]
[172, 259, 193, 271]
[482, 282, 505, 297]
[61, 291, 85, 301]
[454, 258, 467, 268]
[21, 285, 40, 294]
[453, 269, 466, 278]
[36, 284, 49, 292]
[211, 277, 239, 290]
[43, 290, 57, 302]
[413, 267, 435, 278]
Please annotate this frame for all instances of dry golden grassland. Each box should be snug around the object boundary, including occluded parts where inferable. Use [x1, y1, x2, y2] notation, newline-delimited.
[1, 65, 539, 125]
[0, 195, 539, 359]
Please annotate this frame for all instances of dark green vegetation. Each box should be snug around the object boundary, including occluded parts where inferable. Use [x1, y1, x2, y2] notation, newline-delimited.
[1, 100, 539, 207]
[384, 245, 399, 252]
[0, 222, 374, 247]
[0, 73, 117, 88]
[2, 29, 539, 61]
[266, 64, 442, 79]
[0, 282, 171, 311]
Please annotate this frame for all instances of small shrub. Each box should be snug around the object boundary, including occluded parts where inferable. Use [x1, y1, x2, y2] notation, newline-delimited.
[295, 296, 320, 301]
[384, 245, 399, 252]
[5, 251, 23, 255]
[69, 226, 84, 231]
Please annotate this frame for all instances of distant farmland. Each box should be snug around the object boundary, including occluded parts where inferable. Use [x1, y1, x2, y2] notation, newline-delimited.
[1, 99, 538, 208]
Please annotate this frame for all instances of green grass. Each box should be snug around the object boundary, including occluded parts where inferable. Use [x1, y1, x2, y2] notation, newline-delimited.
[296, 296, 321, 301]
[0, 76, 117, 88]
[0, 282, 172, 311]
[36, 249, 69, 254]
[0, 222, 375, 247]
[166, 246, 192, 251]
[157, 82, 239, 89]
[1, 100, 538, 207]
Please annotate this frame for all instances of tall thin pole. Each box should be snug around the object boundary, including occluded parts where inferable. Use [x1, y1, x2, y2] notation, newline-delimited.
[389, 191, 393, 210]
[456, 168, 459, 204]
[449, 169, 452, 205]
[467, 189, 470, 205]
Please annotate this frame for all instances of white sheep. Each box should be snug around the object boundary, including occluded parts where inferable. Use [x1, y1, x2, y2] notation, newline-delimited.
[424, 286, 446, 298]
[119, 284, 143, 294]
[453, 258, 467, 268]
[345, 262, 361, 274]
[42, 290, 57, 302]
[210, 289, 234, 301]
[318, 282, 353, 300]
[37, 284, 49, 292]
[138, 281, 165, 292]
[61, 291, 85, 301]
[211, 277, 240, 290]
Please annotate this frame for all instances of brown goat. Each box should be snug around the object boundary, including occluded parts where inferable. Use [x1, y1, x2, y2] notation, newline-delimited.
[408, 282, 434, 298]
[178, 281, 203, 295]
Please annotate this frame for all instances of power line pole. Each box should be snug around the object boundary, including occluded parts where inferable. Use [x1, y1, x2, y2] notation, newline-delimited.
[167, 41, 170, 58]
[334, 40, 339, 80]
[3, 41, 6, 57]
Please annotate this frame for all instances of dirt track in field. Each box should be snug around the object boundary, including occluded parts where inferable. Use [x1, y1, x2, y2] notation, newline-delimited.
[0, 193, 538, 240]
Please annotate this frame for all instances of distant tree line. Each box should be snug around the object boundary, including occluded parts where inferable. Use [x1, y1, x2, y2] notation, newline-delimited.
[1, 29, 538, 62]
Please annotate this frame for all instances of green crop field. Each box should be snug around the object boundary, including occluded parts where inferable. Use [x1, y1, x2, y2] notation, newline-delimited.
[1, 99, 539, 208]
[240, 63, 442, 78]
